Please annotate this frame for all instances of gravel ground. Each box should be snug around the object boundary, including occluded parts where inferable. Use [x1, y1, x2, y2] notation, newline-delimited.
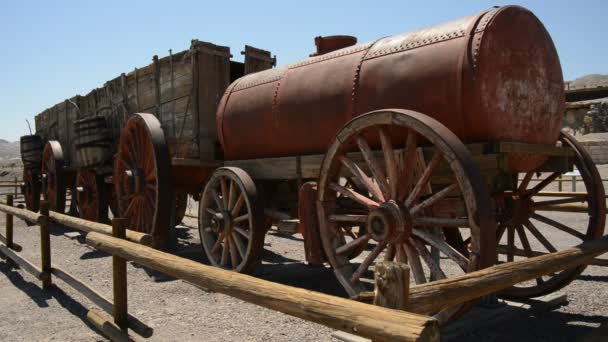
[0, 166, 607, 341]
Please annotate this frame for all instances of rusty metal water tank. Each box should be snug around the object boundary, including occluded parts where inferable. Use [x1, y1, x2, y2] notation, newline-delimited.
[217, 6, 564, 171]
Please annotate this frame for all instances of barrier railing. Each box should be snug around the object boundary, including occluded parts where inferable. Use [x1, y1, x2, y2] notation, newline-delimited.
[1, 192, 608, 341]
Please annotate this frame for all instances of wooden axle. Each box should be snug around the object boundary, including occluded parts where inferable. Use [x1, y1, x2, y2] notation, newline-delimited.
[86, 232, 439, 342]
[356, 235, 608, 314]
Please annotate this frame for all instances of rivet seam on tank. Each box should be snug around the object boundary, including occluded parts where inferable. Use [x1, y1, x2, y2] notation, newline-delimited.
[471, 7, 501, 70]
[233, 67, 286, 92]
[288, 43, 373, 69]
[364, 29, 467, 60]
[352, 38, 383, 117]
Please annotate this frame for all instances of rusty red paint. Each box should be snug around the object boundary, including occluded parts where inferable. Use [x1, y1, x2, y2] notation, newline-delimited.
[217, 6, 564, 172]
[310, 35, 357, 57]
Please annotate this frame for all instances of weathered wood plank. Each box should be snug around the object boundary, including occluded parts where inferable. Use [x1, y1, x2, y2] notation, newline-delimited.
[356, 236, 608, 314]
[86, 232, 439, 342]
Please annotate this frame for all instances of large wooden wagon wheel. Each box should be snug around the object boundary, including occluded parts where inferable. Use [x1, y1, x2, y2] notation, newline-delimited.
[114, 113, 172, 247]
[317, 109, 496, 323]
[41, 141, 66, 213]
[22, 168, 41, 212]
[495, 131, 606, 299]
[75, 169, 109, 222]
[199, 167, 265, 274]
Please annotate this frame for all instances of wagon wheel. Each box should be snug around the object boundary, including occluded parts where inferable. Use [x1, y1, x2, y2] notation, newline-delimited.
[75, 169, 109, 222]
[317, 109, 496, 324]
[496, 131, 606, 299]
[175, 193, 188, 224]
[41, 141, 66, 213]
[22, 168, 41, 212]
[199, 167, 265, 273]
[114, 113, 172, 247]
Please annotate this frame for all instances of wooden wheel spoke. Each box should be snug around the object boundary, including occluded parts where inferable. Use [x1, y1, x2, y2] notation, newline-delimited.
[349, 241, 387, 283]
[412, 216, 469, 228]
[336, 233, 371, 255]
[412, 229, 469, 270]
[233, 214, 250, 224]
[507, 226, 515, 262]
[211, 232, 225, 255]
[340, 156, 384, 202]
[398, 131, 418, 201]
[518, 172, 534, 192]
[356, 135, 390, 199]
[532, 197, 586, 207]
[220, 239, 229, 266]
[412, 238, 446, 280]
[220, 177, 229, 209]
[405, 151, 442, 208]
[205, 208, 223, 220]
[384, 244, 396, 261]
[330, 182, 379, 209]
[211, 188, 224, 211]
[528, 172, 561, 194]
[234, 227, 250, 240]
[232, 232, 246, 259]
[395, 244, 407, 263]
[329, 214, 367, 223]
[531, 213, 586, 240]
[516, 224, 547, 285]
[228, 235, 239, 268]
[403, 242, 426, 284]
[410, 183, 458, 216]
[523, 220, 557, 253]
[227, 180, 237, 211]
[231, 193, 245, 217]
[378, 128, 398, 200]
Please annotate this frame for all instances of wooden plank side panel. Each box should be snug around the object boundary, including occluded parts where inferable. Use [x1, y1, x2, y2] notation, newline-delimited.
[243, 45, 275, 74]
[195, 41, 231, 161]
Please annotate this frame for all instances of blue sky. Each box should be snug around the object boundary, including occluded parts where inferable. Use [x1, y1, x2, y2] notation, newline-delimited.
[0, 0, 606, 141]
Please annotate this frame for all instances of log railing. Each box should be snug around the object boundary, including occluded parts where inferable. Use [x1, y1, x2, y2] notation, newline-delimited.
[1, 189, 607, 341]
[0, 195, 439, 342]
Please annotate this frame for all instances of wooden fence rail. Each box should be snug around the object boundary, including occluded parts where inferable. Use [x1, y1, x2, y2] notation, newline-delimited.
[1, 185, 608, 341]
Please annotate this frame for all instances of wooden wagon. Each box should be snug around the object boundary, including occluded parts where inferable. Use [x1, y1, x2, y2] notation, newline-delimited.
[21, 5, 606, 325]
[20, 40, 275, 228]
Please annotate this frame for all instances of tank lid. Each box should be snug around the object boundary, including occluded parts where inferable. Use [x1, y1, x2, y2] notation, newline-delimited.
[310, 35, 357, 57]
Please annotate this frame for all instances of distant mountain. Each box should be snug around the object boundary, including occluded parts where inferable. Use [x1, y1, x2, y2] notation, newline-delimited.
[0, 139, 20, 160]
[567, 74, 608, 90]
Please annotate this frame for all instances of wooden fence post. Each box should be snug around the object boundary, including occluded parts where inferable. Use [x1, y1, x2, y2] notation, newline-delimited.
[39, 200, 52, 289]
[6, 194, 13, 249]
[112, 217, 128, 331]
[373, 260, 410, 310]
[13, 176, 18, 199]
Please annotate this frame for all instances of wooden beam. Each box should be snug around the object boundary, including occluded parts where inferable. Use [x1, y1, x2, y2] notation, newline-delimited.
[112, 218, 128, 331]
[356, 236, 608, 314]
[0, 244, 47, 281]
[0, 201, 42, 224]
[496, 245, 608, 267]
[87, 309, 134, 342]
[48, 211, 152, 246]
[0, 232, 22, 252]
[40, 201, 52, 289]
[374, 261, 410, 310]
[86, 232, 439, 342]
[51, 267, 152, 338]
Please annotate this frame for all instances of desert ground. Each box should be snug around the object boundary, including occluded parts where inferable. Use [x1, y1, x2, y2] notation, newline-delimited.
[0, 164, 606, 341]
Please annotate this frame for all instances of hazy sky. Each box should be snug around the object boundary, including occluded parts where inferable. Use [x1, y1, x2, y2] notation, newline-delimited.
[0, 0, 606, 141]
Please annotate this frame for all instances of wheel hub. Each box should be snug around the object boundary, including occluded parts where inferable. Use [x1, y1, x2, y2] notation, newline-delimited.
[125, 169, 144, 194]
[505, 195, 534, 226]
[366, 200, 411, 243]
